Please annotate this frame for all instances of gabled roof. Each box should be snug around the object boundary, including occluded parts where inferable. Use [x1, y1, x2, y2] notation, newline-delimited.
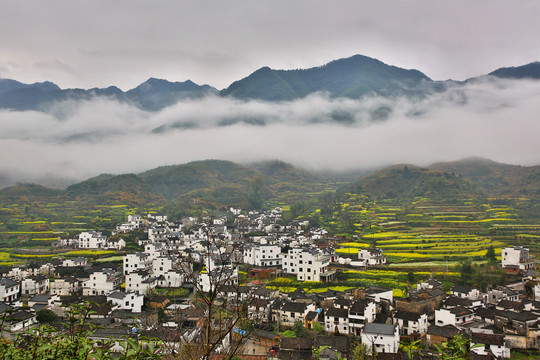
[314, 335, 349, 354]
[280, 337, 313, 350]
[107, 291, 127, 300]
[28, 294, 51, 303]
[427, 324, 460, 338]
[326, 306, 348, 319]
[7, 310, 36, 322]
[496, 299, 524, 311]
[451, 284, 473, 294]
[0, 278, 19, 288]
[475, 307, 496, 320]
[363, 323, 395, 336]
[443, 295, 473, 308]
[282, 301, 306, 314]
[448, 306, 474, 316]
[350, 300, 368, 313]
[305, 311, 318, 321]
[334, 297, 353, 308]
[394, 310, 422, 322]
[471, 332, 504, 346]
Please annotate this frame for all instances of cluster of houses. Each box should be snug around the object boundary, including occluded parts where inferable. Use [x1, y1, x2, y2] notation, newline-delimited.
[1, 209, 539, 359]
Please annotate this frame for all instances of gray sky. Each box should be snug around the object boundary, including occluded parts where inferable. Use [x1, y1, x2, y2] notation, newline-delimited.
[1, 1, 540, 90]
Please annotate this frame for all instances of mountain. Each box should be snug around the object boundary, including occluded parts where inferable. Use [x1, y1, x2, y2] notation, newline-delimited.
[488, 62, 540, 80]
[139, 160, 258, 199]
[126, 78, 217, 111]
[221, 55, 438, 101]
[2, 158, 539, 220]
[342, 164, 484, 201]
[3, 55, 540, 112]
[429, 157, 540, 197]
[65, 173, 163, 205]
[0, 79, 60, 94]
[0, 78, 216, 112]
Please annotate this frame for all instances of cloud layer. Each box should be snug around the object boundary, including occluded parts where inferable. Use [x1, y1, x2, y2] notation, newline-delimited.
[1, 77, 540, 188]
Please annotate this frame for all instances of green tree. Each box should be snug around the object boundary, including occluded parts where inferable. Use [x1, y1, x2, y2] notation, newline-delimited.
[459, 260, 473, 285]
[248, 176, 264, 209]
[352, 343, 370, 360]
[434, 334, 482, 360]
[0, 303, 162, 360]
[485, 245, 496, 262]
[292, 321, 309, 337]
[36, 308, 58, 323]
[312, 321, 325, 334]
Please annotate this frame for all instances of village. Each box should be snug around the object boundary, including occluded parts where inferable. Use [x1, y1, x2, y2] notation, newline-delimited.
[1, 208, 539, 359]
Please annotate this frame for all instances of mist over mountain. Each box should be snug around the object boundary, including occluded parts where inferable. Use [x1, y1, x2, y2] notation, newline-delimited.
[0, 77, 216, 112]
[1, 54, 540, 187]
[2, 54, 539, 113]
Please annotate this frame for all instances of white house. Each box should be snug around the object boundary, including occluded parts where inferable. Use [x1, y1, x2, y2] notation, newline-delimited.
[152, 255, 175, 277]
[501, 246, 535, 271]
[147, 214, 167, 222]
[361, 323, 400, 354]
[144, 243, 165, 261]
[21, 275, 49, 295]
[78, 231, 107, 249]
[364, 286, 394, 304]
[107, 291, 144, 313]
[0, 278, 20, 302]
[248, 298, 271, 323]
[281, 247, 334, 282]
[50, 277, 79, 296]
[107, 238, 126, 250]
[325, 306, 349, 334]
[62, 257, 87, 267]
[158, 270, 185, 288]
[123, 252, 151, 275]
[148, 226, 168, 242]
[82, 269, 123, 296]
[435, 307, 475, 327]
[280, 301, 316, 327]
[394, 310, 429, 336]
[4, 310, 37, 332]
[243, 244, 282, 267]
[115, 214, 143, 233]
[349, 300, 377, 336]
[358, 248, 387, 266]
[198, 267, 238, 293]
[125, 270, 157, 295]
[471, 331, 510, 359]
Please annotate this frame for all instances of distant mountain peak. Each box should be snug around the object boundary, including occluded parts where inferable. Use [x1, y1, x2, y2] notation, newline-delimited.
[221, 54, 433, 101]
[488, 61, 540, 79]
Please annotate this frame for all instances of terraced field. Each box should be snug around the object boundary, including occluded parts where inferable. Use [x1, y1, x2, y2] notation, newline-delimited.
[333, 197, 539, 272]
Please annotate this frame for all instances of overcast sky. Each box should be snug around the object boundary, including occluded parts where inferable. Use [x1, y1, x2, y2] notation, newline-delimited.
[1, 1, 540, 90]
[1, 1, 540, 187]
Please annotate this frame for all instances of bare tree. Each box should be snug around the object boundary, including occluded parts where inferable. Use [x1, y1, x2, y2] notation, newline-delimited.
[172, 227, 252, 360]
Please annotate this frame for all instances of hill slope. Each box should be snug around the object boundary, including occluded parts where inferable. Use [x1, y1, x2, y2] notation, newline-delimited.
[429, 157, 540, 197]
[343, 164, 484, 201]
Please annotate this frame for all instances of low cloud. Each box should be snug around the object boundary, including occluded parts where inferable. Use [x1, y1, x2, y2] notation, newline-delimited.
[1, 77, 540, 188]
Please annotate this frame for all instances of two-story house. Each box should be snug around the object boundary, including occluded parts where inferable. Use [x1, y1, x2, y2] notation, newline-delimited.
[82, 268, 123, 296]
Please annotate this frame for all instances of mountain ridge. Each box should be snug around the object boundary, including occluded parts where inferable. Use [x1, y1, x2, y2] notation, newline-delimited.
[2, 55, 540, 112]
[1, 158, 539, 215]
